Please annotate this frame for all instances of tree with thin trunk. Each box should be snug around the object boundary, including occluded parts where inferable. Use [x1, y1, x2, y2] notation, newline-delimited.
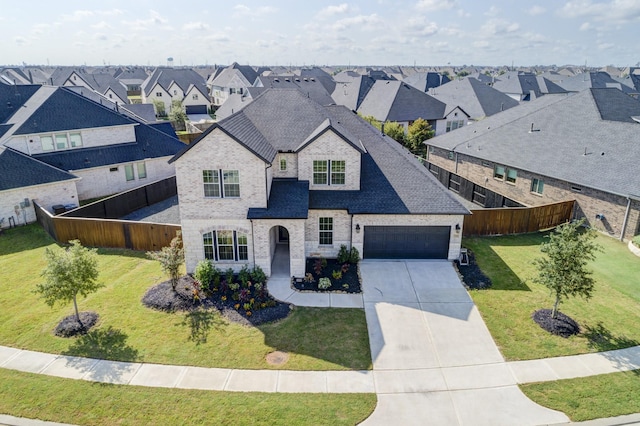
[147, 232, 184, 291]
[533, 220, 601, 319]
[35, 240, 102, 326]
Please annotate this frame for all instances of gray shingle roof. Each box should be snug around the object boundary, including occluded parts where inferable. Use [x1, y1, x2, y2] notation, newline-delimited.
[33, 121, 184, 171]
[173, 89, 469, 215]
[248, 179, 309, 219]
[255, 75, 335, 106]
[403, 72, 451, 92]
[142, 68, 208, 97]
[558, 71, 637, 95]
[0, 84, 40, 124]
[427, 88, 640, 198]
[209, 62, 259, 89]
[0, 147, 76, 191]
[13, 87, 133, 135]
[428, 77, 519, 120]
[357, 80, 446, 122]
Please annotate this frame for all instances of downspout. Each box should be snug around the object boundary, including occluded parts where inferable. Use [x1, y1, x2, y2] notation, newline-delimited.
[455, 152, 459, 174]
[350, 214, 354, 249]
[265, 162, 273, 202]
[620, 197, 632, 241]
[250, 219, 256, 268]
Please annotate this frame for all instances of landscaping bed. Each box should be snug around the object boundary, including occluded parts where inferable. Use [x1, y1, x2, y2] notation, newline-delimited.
[293, 257, 361, 293]
[454, 249, 492, 290]
[143, 269, 291, 326]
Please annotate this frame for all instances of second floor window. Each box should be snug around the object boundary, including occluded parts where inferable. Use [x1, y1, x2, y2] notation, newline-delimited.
[531, 178, 545, 195]
[40, 132, 82, 152]
[313, 160, 346, 186]
[203, 169, 240, 198]
[280, 157, 287, 171]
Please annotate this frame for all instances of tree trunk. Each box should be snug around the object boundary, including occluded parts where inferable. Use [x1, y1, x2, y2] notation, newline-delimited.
[552, 295, 560, 319]
[73, 294, 82, 326]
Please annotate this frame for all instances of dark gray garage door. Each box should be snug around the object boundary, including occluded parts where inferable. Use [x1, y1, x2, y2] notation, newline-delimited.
[186, 105, 208, 114]
[363, 226, 450, 259]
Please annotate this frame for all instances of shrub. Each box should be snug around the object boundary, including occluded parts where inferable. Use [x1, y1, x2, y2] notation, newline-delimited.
[318, 277, 331, 290]
[337, 245, 350, 263]
[341, 263, 350, 274]
[251, 266, 266, 284]
[229, 282, 240, 291]
[225, 268, 235, 285]
[303, 273, 315, 283]
[314, 258, 325, 275]
[239, 288, 251, 303]
[349, 246, 360, 264]
[238, 265, 251, 287]
[633, 235, 640, 248]
[332, 270, 342, 280]
[194, 260, 216, 292]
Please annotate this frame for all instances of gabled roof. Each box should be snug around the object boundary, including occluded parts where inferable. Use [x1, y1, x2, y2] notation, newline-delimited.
[428, 77, 520, 120]
[403, 72, 451, 93]
[13, 87, 133, 135]
[254, 75, 335, 106]
[33, 121, 184, 171]
[0, 84, 40, 124]
[0, 146, 77, 191]
[142, 68, 208, 97]
[332, 75, 376, 111]
[558, 71, 637, 95]
[357, 80, 446, 122]
[173, 88, 469, 216]
[209, 62, 259, 89]
[427, 89, 640, 198]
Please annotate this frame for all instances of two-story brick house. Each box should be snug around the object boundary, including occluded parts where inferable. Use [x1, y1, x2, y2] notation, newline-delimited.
[425, 88, 640, 241]
[171, 89, 469, 276]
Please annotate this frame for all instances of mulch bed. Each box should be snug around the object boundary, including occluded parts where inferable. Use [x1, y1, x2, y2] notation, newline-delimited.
[54, 311, 99, 337]
[532, 309, 580, 338]
[292, 258, 361, 293]
[454, 250, 492, 290]
[142, 275, 291, 326]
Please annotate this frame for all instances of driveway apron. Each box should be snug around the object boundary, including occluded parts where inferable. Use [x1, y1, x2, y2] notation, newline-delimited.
[359, 260, 569, 426]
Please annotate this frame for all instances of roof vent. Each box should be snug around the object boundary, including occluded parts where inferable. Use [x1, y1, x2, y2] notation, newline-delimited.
[529, 123, 540, 133]
[295, 78, 300, 82]
[303, 77, 308, 82]
[274, 78, 279, 82]
[285, 78, 290, 82]
[310, 77, 315, 81]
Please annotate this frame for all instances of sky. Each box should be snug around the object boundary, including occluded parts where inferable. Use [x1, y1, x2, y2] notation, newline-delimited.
[1, 0, 638, 67]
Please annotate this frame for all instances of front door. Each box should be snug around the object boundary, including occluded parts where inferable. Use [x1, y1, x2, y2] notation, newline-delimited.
[278, 226, 289, 243]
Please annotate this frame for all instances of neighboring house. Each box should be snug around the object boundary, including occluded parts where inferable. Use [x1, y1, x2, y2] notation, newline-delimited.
[141, 68, 211, 115]
[48, 67, 129, 105]
[425, 88, 640, 241]
[170, 88, 469, 276]
[351, 80, 464, 135]
[332, 74, 377, 111]
[557, 71, 638, 96]
[403, 72, 451, 93]
[1, 84, 184, 207]
[114, 67, 150, 101]
[428, 77, 520, 121]
[209, 62, 260, 107]
[492, 72, 567, 101]
[254, 75, 334, 106]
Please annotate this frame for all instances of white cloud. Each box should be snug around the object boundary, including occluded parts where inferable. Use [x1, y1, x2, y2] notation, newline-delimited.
[333, 14, 383, 31]
[597, 42, 615, 50]
[14, 36, 27, 45]
[93, 33, 108, 41]
[559, 0, 640, 23]
[317, 4, 350, 19]
[526, 5, 546, 16]
[415, 0, 457, 11]
[233, 4, 277, 18]
[485, 6, 500, 17]
[580, 22, 592, 30]
[481, 19, 520, 35]
[183, 21, 210, 31]
[406, 17, 439, 37]
[122, 10, 172, 32]
[61, 9, 122, 21]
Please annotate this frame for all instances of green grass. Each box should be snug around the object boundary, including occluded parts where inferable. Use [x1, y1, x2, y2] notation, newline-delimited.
[464, 232, 640, 360]
[0, 368, 376, 426]
[521, 371, 640, 422]
[0, 225, 371, 370]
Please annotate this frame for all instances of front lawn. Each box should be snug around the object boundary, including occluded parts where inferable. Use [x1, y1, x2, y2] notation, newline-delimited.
[0, 225, 371, 371]
[464, 232, 640, 360]
[521, 371, 640, 422]
[0, 369, 376, 426]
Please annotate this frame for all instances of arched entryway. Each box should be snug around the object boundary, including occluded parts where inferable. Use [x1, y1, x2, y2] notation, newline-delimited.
[269, 225, 290, 277]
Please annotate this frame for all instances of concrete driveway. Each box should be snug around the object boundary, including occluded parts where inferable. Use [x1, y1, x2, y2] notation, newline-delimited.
[359, 260, 569, 426]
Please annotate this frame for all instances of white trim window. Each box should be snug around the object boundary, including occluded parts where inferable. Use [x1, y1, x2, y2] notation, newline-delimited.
[531, 178, 544, 195]
[506, 168, 517, 184]
[313, 160, 346, 186]
[446, 120, 465, 132]
[203, 169, 240, 198]
[202, 230, 249, 261]
[137, 162, 147, 179]
[319, 217, 333, 245]
[280, 157, 287, 171]
[125, 162, 146, 182]
[125, 164, 135, 181]
[40, 132, 82, 152]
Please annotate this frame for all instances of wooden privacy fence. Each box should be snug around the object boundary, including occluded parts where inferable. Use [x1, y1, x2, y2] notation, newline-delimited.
[463, 200, 575, 236]
[35, 201, 180, 252]
[63, 176, 177, 219]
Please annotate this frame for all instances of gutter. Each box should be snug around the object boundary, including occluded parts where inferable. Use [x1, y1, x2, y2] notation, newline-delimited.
[620, 197, 632, 241]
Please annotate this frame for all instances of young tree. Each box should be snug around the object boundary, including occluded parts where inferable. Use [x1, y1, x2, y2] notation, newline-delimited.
[533, 220, 601, 319]
[382, 121, 406, 145]
[407, 118, 435, 157]
[36, 240, 102, 325]
[152, 99, 166, 118]
[169, 100, 187, 126]
[147, 233, 184, 291]
[358, 114, 382, 131]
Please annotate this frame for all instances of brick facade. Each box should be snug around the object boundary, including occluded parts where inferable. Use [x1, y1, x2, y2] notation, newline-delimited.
[427, 146, 640, 240]
[0, 180, 78, 228]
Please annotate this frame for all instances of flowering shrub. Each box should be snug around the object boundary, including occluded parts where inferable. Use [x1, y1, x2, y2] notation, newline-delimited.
[318, 277, 331, 290]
